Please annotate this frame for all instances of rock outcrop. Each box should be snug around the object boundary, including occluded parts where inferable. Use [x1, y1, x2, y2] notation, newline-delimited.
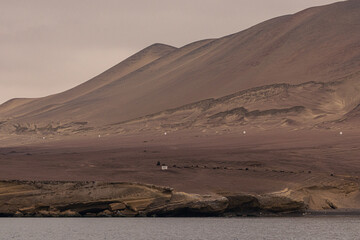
[0, 180, 306, 217]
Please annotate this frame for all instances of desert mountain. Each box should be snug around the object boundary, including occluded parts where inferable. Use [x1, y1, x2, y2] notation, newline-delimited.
[0, 43, 176, 118]
[1, 0, 360, 134]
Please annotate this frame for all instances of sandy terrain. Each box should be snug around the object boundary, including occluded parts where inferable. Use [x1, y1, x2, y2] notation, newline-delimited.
[1, 128, 359, 210]
[1, 1, 359, 126]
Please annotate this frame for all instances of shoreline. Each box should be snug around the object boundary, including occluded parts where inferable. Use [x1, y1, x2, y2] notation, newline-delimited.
[1, 180, 360, 218]
[3, 213, 360, 218]
[304, 209, 360, 216]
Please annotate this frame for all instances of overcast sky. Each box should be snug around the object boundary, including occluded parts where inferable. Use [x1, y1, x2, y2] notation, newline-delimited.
[0, 0, 343, 104]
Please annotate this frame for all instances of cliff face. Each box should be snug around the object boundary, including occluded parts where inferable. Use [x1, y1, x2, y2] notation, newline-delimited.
[0, 181, 306, 217]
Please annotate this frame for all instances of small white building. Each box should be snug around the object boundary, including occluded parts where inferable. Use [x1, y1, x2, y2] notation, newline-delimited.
[161, 166, 168, 170]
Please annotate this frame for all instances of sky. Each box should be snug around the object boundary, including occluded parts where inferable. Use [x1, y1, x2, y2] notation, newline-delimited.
[0, 0, 343, 104]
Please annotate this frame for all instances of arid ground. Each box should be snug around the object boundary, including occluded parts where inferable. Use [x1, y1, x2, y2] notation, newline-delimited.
[1, 127, 359, 211]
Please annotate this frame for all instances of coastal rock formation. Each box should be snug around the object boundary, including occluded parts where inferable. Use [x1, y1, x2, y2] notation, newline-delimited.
[0, 181, 306, 217]
[144, 192, 229, 217]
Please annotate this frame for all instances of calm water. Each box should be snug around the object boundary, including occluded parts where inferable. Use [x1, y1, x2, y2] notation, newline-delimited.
[0, 217, 359, 240]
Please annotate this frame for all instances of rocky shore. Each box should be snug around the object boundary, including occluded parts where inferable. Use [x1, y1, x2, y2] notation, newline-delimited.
[0, 180, 306, 217]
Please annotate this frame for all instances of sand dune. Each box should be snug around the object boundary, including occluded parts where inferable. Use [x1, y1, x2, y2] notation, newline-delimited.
[0, 43, 176, 119]
[2, 79, 359, 136]
[1, 0, 359, 128]
[104, 80, 360, 134]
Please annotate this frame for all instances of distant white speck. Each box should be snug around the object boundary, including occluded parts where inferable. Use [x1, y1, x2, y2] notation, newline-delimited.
[243, 131, 246, 135]
[42, 137, 46, 140]
[98, 135, 101, 138]
[339, 131, 343, 135]
[164, 132, 167, 136]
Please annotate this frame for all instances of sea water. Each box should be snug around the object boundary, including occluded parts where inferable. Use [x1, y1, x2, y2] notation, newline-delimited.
[0, 217, 359, 240]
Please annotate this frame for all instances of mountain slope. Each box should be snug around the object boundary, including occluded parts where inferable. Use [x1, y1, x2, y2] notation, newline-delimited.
[1, 0, 359, 131]
[0, 43, 177, 118]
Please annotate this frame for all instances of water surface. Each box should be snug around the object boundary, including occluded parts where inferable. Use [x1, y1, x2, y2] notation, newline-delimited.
[0, 217, 359, 240]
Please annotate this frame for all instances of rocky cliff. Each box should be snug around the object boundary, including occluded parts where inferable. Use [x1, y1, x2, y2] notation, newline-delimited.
[0, 181, 306, 217]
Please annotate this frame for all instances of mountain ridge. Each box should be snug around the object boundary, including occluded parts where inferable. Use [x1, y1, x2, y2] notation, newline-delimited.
[1, 0, 359, 132]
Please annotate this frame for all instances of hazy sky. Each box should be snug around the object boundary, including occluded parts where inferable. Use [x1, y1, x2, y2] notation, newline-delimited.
[0, 0, 343, 104]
